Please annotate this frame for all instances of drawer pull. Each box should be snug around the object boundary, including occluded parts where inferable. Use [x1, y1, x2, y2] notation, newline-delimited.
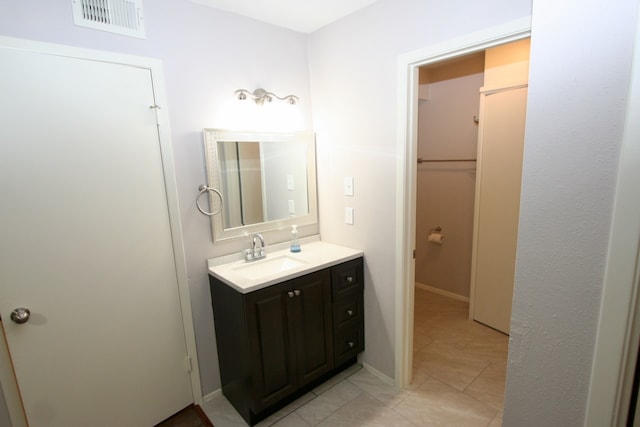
[294, 289, 301, 296]
[288, 291, 295, 298]
[346, 276, 354, 283]
[347, 309, 354, 316]
[347, 341, 355, 348]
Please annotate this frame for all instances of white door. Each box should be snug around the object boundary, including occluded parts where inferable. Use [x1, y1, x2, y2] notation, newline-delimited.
[0, 47, 193, 426]
[471, 86, 528, 334]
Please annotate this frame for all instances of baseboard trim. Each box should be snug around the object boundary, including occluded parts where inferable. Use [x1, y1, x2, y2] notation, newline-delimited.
[415, 282, 470, 303]
[202, 389, 221, 403]
[363, 362, 395, 387]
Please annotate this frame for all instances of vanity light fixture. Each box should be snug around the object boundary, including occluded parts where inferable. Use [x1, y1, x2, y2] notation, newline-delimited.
[234, 88, 299, 106]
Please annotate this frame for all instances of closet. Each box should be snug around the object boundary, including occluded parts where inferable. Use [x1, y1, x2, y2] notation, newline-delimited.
[415, 39, 530, 334]
[415, 53, 483, 302]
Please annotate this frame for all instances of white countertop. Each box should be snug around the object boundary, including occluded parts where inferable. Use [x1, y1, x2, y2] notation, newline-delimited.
[207, 240, 363, 294]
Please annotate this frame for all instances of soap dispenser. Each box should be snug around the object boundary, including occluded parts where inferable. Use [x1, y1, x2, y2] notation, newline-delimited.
[290, 225, 301, 253]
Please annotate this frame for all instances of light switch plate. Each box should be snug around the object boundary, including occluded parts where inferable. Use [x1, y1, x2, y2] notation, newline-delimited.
[344, 177, 354, 196]
[287, 174, 294, 190]
[288, 200, 295, 214]
[345, 207, 354, 224]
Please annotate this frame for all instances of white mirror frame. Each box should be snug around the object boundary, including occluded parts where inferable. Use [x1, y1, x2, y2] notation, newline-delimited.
[203, 129, 318, 242]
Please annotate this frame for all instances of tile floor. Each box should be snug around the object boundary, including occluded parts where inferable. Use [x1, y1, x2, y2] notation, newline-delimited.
[202, 287, 508, 426]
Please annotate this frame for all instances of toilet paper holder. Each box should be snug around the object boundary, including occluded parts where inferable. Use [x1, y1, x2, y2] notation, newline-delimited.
[428, 226, 445, 245]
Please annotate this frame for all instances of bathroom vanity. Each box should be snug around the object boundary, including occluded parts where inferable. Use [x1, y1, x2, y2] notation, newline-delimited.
[208, 241, 364, 425]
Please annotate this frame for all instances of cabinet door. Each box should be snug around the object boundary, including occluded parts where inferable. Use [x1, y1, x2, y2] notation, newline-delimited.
[245, 283, 297, 413]
[290, 270, 334, 387]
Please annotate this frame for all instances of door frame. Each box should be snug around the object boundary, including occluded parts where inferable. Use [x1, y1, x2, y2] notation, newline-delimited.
[394, 18, 531, 388]
[0, 36, 203, 422]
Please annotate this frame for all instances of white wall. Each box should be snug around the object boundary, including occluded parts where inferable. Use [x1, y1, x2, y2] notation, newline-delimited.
[308, 0, 531, 380]
[0, 0, 312, 395]
[504, 0, 639, 424]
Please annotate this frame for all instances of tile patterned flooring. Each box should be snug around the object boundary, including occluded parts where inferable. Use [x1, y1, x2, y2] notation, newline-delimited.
[202, 288, 508, 426]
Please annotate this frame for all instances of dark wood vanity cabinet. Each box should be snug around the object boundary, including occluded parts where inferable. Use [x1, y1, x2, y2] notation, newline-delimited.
[244, 269, 334, 411]
[209, 257, 364, 426]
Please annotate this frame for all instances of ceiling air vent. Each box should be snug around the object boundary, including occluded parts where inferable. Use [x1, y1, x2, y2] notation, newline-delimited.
[72, 0, 145, 39]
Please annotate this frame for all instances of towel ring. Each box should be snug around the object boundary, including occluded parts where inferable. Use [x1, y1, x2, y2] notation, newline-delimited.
[196, 184, 223, 216]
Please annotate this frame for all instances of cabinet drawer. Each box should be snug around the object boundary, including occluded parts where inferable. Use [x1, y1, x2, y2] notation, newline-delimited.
[332, 294, 363, 330]
[334, 325, 364, 366]
[331, 258, 363, 299]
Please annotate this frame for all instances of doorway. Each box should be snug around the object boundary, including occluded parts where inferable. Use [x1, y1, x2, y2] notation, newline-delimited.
[409, 39, 530, 417]
[414, 40, 530, 331]
[414, 53, 484, 304]
[394, 18, 531, 388]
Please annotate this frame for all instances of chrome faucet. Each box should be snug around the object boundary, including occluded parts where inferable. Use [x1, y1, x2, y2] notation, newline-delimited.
[252, 234, 265, 254]
[244, 233, 266, 262]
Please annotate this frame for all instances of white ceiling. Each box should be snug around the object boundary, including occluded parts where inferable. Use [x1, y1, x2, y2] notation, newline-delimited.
[190, 0, 379, 33]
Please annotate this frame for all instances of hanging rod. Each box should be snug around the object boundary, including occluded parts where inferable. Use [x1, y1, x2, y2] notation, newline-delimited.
[417, 158, 477, 164]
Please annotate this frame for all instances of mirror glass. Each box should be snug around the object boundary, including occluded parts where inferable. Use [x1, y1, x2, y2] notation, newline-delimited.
[203, 129, 317, 242]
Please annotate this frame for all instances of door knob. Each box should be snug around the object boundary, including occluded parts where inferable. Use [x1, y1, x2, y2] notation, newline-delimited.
[10, 307, 30, 324]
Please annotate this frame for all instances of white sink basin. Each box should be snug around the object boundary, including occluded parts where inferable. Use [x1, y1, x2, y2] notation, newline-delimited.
[231, 255, 308, 280]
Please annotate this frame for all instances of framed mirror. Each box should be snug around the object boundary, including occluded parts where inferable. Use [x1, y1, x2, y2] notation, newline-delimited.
[203, 129, 318, 242]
